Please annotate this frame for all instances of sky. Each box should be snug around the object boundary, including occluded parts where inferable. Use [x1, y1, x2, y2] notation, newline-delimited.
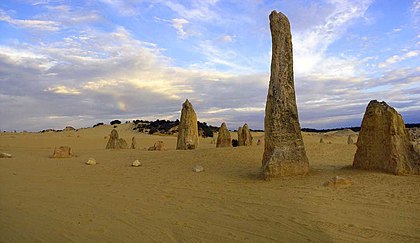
[0, 0, 419, 131]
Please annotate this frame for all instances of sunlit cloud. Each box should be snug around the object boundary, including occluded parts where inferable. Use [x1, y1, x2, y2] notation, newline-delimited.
[46, 86, 81, 95]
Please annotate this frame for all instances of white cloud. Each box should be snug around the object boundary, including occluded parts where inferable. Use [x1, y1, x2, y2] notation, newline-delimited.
[163, 0, 219, 21]
[378, 50, 419, 68]
[172, 18, 189, 39]
[0, 9, 60, 31]
[293, 0, 372, 77]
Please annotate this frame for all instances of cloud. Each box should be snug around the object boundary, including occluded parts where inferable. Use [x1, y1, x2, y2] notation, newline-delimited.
[0, 0, 419, 132]
[46, 86, 81, 95]
[99, 0, 139, 16]
[378, 50, 419, 68]
[0, 24, 268, 131]
[163, 0, 219, 21]
[0, 9, 60, 31]
[219, 35, 235, 43]
[171, 18, 189, 39]
[293, 0, 373, 77]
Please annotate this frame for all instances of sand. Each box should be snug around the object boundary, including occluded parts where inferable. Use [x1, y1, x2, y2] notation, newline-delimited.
[1, 124, 419, 242]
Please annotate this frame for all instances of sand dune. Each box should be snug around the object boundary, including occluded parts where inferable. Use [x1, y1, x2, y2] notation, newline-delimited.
[1, 124, 419, 242]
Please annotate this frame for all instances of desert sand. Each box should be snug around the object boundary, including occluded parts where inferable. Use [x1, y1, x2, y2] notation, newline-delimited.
[1, 124, 420, 242]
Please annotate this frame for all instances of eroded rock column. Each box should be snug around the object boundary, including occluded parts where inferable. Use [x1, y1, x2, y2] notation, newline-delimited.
[261, 11, 309, 179]
[176, 99, 199, 150]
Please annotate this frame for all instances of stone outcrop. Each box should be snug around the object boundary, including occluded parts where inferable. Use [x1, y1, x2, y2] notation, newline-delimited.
[86, 158, 96, 165]
[353, 100, 420, 175]
[105, 129, 128, 149]
[52, 146, 73, 158]
[132, 160, 142, 167]
[0, 152, 12, 158]
[237, 126, 244, 146]
[261, 11, 309, 179]
[131, 137, 137, 149]
[176, 99, 199, 150]
[148, 141, 166, 151]
[408, 127, 420, 141]
[242, 123, 253, 146]
[192, 165, 204, 173]
[347, 135, 354, 145]
[237, 124, 252, 146]
[216, 122, 232, 148]
[322, 176, 352, 187]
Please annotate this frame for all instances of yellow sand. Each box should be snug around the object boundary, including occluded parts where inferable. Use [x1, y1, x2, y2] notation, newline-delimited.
[1, 124, 419, 242]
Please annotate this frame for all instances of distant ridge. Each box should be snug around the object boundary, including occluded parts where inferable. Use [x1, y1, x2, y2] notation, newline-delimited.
[301, 123, 420, 133]
[32, 121, 420, 134]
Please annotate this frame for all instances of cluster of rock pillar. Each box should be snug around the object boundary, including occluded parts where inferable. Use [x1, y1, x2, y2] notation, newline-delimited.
[102, 10, 419, 179]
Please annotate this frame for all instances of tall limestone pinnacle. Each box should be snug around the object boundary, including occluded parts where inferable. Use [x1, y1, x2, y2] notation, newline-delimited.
[176, 99, 199, 150]
[261, 11, 309, 179]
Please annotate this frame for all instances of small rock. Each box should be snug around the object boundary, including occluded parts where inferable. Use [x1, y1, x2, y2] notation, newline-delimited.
[86, 158, 97, 165]
[0, 152, 12, 158]
[148, 141, 166, 151]
[132, 160, 142, 167]
[192, 165, 204, 172]
[52, 146, 73, 158]
[323, 176, 352, 187]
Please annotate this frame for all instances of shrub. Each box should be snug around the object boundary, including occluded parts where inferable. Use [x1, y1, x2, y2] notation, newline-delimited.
[110, 120, 121, 125]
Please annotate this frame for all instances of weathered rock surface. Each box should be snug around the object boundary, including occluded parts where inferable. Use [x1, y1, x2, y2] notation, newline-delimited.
[353, 100, 420, 175]
[261, 11, 309, 179]
[237, 124, 252, 146]
[216, 122, 232, 148]
[176, 99, 199, 150]
[148, 141, 166, 151]
[322, 176, 352, 187]
[52, 146, 73, 158]
[242, 123, 253, 146]
[86, 158, 96, 165]
[0, 152, 12, 158]
[105, 129, 128, 149]
[132, 160, 142, 167]
[237, 126, 244, 146]
[408, 127, 420, 141]
[192, 165, 204, 172]
[347, 135, 354, 145]
[131, 137, 137, 149]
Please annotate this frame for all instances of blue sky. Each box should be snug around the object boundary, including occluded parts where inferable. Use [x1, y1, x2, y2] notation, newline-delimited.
[0, 0, 419, 131]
